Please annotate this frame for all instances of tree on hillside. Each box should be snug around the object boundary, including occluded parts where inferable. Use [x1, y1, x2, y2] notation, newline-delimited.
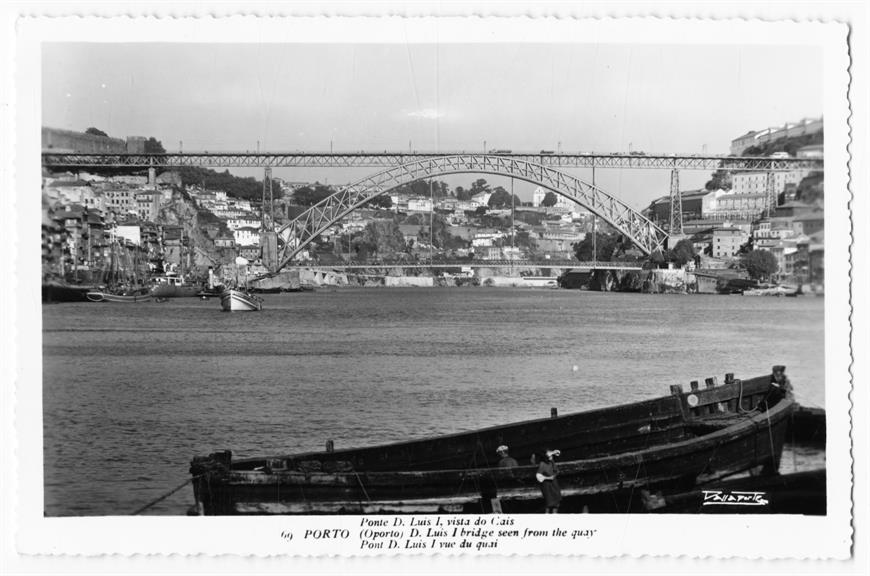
[667, 238, 696, 268]
[742, 249, 778, 281]
[366, 194, 393, 209]
[85, 127, 109, 137]
[470, 179, 491, 196]
[541, 191, 559, 207]
[796, 172, 824, 205]
[514, 229, 537, 254]
[573, 232, 619, 262]
[175, 166, 265, 200]
[487, 186, 520, 209]
[407, 213, 466, 251]
[705, 170, 732, 191]
[392, 180, 449, 198]
[455, 186, 472, 201]
[354, 221, 406, 259]
[144, 137, 166, 154]
[293, 184, 334, 206]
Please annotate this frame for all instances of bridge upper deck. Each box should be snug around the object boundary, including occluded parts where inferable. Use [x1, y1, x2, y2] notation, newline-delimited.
[41, 151, 823, 172]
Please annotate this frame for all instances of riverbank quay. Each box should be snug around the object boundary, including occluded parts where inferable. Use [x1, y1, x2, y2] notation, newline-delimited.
[247, 265, 819, 294]
[248, 265, 567, 290]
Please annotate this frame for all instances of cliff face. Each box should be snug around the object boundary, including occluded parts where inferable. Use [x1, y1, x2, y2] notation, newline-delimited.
[158, 189, 236, 278]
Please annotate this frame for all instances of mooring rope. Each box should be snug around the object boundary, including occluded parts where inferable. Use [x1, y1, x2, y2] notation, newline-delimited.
[131, 476, 199, 516]
[765, 408, 777, 473]
[353, 470, 372, 504]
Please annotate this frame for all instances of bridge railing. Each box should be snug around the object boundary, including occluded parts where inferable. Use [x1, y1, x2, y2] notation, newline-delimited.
[41, 151, 824, 172]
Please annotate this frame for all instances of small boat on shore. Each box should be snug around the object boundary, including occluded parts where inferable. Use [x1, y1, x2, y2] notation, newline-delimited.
[190, 367, 797, 515]
[86, 289, 152, 303]
[220, 289, 262, 312]
[743, 284, 801, 297]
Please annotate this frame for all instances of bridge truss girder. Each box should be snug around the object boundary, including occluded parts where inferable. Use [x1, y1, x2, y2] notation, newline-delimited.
[41, 151, 823, 172]
[274, 155, 669, 272]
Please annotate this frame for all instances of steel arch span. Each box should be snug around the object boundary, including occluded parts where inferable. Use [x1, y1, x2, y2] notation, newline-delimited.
[274, 155, 668, 272]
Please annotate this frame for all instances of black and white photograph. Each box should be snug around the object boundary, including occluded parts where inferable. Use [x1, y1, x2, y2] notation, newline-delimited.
[39, 40, 832, 518]
[3, 3, 867, 570]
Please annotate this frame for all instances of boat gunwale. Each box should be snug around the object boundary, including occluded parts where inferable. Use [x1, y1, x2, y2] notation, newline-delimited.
[86, 291, 152, 302]
[223, 396, 792, 484]
[224, 377, 786, 474]
[227, 394, 685, 466]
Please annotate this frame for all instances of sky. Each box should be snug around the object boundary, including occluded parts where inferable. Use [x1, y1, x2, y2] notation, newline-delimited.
[42, 42, 823, 209]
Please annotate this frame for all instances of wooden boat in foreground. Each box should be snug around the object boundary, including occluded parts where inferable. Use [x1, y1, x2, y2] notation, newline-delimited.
[219, 289, 263, 312]
[190, 367, 796, 515]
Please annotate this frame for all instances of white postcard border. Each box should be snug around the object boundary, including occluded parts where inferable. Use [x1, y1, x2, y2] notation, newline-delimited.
[5, 6, 860, 564]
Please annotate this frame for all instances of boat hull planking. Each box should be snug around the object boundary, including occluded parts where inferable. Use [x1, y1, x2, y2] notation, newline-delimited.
[191, 371, 797, 515]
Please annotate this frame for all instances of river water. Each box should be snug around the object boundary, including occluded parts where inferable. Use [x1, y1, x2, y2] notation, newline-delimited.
[42, 288, 825, 516]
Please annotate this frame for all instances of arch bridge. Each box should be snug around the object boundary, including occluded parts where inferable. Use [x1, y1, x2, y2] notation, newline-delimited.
[274, 154, 668, 273]
[41, 149, 825, 273]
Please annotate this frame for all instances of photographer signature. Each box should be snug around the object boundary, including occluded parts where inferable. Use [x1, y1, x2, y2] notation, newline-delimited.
[702, 490, 769, 506]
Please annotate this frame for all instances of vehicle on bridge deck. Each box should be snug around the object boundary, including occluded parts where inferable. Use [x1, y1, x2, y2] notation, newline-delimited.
[190, 367, 795, 515]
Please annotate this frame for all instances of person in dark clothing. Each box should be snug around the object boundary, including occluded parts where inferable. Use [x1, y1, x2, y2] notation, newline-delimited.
[763, 365, 793, 409]
[536, 449, 562, 513]
[496, 445, 519, 469]
[770, 365, 792, 391]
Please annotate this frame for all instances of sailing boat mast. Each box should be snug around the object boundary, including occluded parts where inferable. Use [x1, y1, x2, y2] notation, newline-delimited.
[107, 226, 116, 286]
[179, 226, 184, 279]
[133, 242, 139, 288]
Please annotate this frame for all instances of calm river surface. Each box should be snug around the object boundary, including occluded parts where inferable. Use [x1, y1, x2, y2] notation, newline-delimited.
[42, 288, 825, 515]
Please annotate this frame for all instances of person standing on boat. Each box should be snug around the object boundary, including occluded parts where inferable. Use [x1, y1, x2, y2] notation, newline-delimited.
[536, 449, 562, 513]
[764, 365, 793, 409]
[496, 445, 518, 469]
[770, 365, 792, 392]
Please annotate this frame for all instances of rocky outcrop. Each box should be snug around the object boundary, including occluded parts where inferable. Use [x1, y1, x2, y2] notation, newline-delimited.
[641, 269, 694, 294]
[584, 269, 694, 293]
[158, 189, 235, 276]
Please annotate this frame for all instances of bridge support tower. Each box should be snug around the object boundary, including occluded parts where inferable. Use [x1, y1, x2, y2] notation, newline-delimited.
[669, 169, 683, 236]
[262, 167, 274, 229]
[765, 171, 778, 218]
[260, 167, 278, 270]
[667, 169, 686, 249]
